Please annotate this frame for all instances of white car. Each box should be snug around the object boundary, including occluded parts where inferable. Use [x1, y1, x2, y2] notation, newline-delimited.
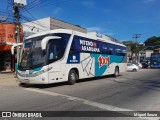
[127, 63, 139, 72]
[133, 62, 142, 69]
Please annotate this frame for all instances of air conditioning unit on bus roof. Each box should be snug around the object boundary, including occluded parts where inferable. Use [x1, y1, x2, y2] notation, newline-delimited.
[87, 32, 111, 40]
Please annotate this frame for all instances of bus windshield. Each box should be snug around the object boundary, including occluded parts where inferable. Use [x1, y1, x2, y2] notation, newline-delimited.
[19, 33, 71, 70]
[151, 53, 160, 58]
[20, 37, 46, 70]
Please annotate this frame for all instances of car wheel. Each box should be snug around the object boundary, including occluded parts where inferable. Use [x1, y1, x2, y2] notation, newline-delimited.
[68, 69, 78, 85]
[133, 69, 137, 72]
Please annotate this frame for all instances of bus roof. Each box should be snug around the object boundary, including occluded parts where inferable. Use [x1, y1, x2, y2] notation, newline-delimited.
[26, 29, 125, 47]
[26, 29, 73, 39]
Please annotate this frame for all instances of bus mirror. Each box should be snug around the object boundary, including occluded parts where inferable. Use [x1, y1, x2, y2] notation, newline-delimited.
[11, 43, 23, 55]
[41, 36, 61, 50]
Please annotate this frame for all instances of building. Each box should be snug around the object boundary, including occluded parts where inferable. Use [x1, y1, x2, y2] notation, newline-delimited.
[155, 48, 160, 52]
[0, 23, 23, 72]
[23, 17, 87, 38]
[139, 50, 153, 62]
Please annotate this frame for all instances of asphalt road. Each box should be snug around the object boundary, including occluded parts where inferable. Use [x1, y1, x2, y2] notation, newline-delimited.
[0, 69, 160, 120]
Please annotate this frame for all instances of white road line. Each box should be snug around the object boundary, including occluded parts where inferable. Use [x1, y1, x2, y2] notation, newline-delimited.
[24, 88, 159, 120]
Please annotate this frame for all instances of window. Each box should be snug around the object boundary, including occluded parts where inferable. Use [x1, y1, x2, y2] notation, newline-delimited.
[47, 33, 70, 64]
[70, 40, 77, 53]
[48, 39, 65, 64]
[102, 44, 108, 54]
[108, 44, 115, 55]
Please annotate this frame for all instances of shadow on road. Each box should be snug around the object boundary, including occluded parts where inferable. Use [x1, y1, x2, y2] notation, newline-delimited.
[144, 80, 160, 88]
[19, 74, 123, 89]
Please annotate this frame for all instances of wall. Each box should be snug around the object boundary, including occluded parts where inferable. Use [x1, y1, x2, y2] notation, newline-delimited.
[23, 17, 87, 38]
[0, 23, 23, 49]
[0, 23, 23, 72]
[23, 17, 50, 38]
[145, 50, 153, 58]
[50, 17, 87, 33]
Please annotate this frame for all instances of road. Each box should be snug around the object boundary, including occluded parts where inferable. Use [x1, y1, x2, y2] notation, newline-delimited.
[0, 69, 160, 120]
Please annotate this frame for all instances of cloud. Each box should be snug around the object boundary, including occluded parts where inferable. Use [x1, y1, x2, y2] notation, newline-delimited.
[53, 7, 63, 15]
[82, 1, 94, 8]
[87, 27, 115, 36]
[144, 0, 156, 3]
[87, 27, 103, 32]
[105, 32, 115, 36]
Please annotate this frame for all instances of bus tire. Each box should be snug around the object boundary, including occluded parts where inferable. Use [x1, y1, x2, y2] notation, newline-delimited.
[68, 69, 78, 85]
[114, 67, 119, 77]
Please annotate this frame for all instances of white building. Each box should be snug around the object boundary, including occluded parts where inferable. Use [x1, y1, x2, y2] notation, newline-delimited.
[23, 17, 87, 38]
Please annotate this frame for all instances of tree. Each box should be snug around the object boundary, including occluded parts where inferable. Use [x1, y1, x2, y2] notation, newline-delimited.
[123, 40, 145, 53]
[144, 36, 160, 47]
[123, 40, 146, 61]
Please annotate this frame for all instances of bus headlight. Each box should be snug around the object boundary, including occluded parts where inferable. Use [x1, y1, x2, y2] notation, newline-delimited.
[35, 67, 53, 76]
[18, 67, 52, 77]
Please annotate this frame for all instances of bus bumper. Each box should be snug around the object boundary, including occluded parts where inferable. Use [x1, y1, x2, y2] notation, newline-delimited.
[17, 73, 48, 84]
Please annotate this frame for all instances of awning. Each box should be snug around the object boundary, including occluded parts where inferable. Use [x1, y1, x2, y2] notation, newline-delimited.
[0, 44, 12, 51]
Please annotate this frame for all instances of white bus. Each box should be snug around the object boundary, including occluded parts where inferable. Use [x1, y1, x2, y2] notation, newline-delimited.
[17, 29, 127, 85]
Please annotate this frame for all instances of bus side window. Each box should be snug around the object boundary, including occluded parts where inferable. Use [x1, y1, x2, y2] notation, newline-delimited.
[48, 39, 65, 64]
[69, 38, 77, 54]
[102, 44, 108, 54]
[108, 46, 113, 55]
[122, 47, 126, 56]
[49, 52, 54, 60]
[115, 46, 120, 56]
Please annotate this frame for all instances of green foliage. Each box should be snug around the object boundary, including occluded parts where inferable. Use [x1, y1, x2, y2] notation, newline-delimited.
[144, 36, 160, 46]
[123, 40, 146, 54]
[122, 40, 133, 45]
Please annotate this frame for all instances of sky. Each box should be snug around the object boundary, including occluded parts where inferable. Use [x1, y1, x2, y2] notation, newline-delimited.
[0, 0, 160, 43]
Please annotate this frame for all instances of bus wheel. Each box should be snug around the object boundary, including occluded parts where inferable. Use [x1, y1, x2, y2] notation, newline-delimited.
[68, 69, 77, 85]
[114, 67, 119, 77]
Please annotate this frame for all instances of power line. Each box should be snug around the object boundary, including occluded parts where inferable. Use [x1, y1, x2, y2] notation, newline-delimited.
[20, 15, 50, 30]
[133, 34, 141, 42]
[22, 0, 74, 12]
[24, 0, 41, 8]
[22, 0, 48, 12]
[20, 9, 51, 31]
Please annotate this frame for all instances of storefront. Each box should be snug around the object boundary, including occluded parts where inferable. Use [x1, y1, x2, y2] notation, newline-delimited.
[0, 23, 23, 72]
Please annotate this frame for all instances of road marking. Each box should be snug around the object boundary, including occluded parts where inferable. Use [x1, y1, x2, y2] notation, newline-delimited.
[24, 88, 159, 120]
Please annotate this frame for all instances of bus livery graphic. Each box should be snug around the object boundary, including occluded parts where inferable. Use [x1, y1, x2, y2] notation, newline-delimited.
[98, 55, 110, 68]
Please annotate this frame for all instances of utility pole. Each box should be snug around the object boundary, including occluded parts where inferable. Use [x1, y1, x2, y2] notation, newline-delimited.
[13, 0, 26, 72]
[13, 3, 20, 65]
[132, 34, 141, 62]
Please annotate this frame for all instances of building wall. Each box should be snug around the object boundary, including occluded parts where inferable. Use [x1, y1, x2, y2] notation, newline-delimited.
[145, 50, 153, 58]
[50, 18, 87, 33]
[0, 23, 23, 72]
[23, 17, 50, 38]
[23, 17, 87, 38]
[0, 23, 23, 46]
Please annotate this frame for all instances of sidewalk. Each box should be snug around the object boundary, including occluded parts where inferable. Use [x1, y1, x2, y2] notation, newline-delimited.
[0, 72, 19, 86]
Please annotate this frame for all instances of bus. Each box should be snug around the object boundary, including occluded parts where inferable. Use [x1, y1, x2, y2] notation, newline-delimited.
[16, 29, 127, 85]
[150, 53, 160, 68]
